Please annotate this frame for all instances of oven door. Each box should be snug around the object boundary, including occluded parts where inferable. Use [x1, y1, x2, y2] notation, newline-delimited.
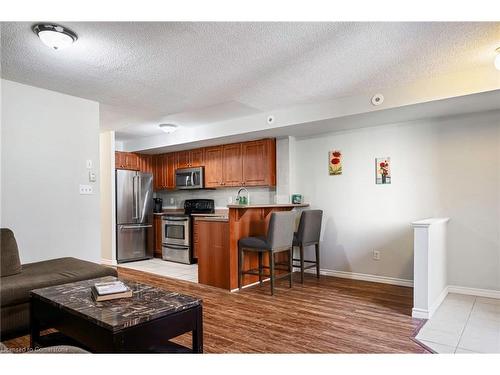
[162, 216, 190, 246]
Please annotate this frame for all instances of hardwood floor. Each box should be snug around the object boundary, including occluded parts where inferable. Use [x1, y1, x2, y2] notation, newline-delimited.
[3, 268, 429, 353]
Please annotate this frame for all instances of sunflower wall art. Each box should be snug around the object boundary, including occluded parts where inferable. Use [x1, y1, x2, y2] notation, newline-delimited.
[328, 150, 342, 175]
[376, 157, 391, 184]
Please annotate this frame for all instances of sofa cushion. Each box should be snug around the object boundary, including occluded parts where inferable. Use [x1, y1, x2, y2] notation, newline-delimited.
[0, 228, 22, 277]
[0, 257, 117, 307]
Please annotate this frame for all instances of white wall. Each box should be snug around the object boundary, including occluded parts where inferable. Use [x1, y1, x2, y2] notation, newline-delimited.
[293, 110, 500, 291]
[1, 80, 101, 263]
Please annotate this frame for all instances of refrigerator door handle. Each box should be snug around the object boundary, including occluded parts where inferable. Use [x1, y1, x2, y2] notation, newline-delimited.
[120, 224, 153, 230]
[136, 174, 140, 220]
[131, 175, 137, 219]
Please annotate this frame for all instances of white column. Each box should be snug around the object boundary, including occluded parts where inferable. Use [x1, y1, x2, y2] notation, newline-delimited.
[411, 218, 450, 319]
[99, 131, 117, 265]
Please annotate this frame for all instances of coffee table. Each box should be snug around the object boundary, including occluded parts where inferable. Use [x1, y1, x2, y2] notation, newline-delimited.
[30, 276, 203, 353]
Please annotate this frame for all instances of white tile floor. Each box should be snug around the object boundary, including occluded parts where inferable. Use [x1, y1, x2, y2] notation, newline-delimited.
[416, 293, 500, 353]
[118, 258, 198, 283]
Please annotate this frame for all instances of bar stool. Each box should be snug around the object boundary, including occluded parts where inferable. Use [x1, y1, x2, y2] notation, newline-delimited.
[238, 211, 296, 296]
[293, 210, 323, 283]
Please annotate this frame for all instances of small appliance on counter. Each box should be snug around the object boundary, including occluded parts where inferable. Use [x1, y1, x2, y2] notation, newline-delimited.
[153, 198, 163, 213]
[291, 194, 303, 204]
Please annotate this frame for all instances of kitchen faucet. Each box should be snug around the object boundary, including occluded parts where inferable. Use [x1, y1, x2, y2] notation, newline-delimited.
[236, 187, 250, 205]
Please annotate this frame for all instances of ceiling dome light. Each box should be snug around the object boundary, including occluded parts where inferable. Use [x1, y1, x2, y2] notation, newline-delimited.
[495, 47, 500, 71]
[159, 124, 178, 133]
[32, 23, 77, 50]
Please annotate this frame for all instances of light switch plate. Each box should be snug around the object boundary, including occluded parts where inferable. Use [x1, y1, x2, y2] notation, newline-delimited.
[86, 160, 93, 169]
[89, 171, 97, 182]
[79, 184, 93, 195]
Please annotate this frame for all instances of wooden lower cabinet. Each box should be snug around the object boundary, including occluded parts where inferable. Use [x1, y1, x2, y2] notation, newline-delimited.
[195, 219, 230, 289]
[153, 216, 163, 258]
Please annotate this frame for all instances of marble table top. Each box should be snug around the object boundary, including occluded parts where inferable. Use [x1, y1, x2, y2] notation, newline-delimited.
[31, 276, 202, 332]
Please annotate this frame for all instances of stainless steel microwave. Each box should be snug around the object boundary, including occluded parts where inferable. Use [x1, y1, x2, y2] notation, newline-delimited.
[175, 167, 204, 189]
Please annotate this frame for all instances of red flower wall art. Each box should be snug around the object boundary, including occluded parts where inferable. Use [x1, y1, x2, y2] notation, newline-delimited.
[376, 157, 391, 184]
[329, 150, 342, 175]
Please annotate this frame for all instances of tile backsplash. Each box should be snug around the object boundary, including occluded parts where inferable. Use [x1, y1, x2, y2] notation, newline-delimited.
[156, 187, 276, 209]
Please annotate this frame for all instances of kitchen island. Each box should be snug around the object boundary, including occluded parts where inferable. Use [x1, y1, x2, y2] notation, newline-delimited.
[194, 204, 308, 290]
[227, 203, 308, 290]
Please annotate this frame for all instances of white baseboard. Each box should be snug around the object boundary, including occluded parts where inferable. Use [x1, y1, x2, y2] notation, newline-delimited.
[101, 258, 118, 266]
[411, 308, 430, 320]
[448, 285, 500, 299]
[307, 268, 414, 287]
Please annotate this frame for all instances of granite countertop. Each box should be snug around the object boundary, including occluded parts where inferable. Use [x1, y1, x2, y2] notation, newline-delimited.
[31, 276, 201, 332]
[227, 203, 309, 209]
[193, 216, 229, 222]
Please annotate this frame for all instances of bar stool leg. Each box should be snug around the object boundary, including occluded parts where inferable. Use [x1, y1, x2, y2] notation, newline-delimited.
[315, 243, 320, 279]
[269, 251, 275, 296]
[288, 247, 293, 288]
[300, 245, 305, 284]
[258, 252, 263, 285]
[238, 246, 243, 289]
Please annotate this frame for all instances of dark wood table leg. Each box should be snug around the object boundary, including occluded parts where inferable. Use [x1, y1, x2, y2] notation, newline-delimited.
[192, 305, 203, 353]
[29, 300, 40, 350]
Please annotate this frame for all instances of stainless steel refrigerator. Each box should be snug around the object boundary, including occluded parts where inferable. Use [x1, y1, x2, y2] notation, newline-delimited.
[116, 170, 154, 263]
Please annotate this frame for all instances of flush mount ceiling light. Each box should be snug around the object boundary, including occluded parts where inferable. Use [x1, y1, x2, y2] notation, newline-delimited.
[32, 23, 78, 50]
[159, 124, 178, 134]
[495, 47, 500, 71]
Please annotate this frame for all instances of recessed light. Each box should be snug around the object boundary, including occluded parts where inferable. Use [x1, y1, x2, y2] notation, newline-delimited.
[159, 124, 178, 133]
[32, 23, 78, 50]
[495, 47, 500, 71]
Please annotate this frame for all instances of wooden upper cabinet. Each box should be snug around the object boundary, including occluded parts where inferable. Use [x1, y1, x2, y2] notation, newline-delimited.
[126, 153, 139, 170]
[177, 149, 204, 169]
[242, 139, 276, 187]
[152, 155, 163, 191]
[222, 144, 243, 187]
[150, 138, 275, 190]
[115, 151, 125, 169]
[137, 154, 153, 173]
[166, 153, 176, 189]
[204, 146, 224, 188]
[190, 148, 204, 167]
[152, 153, 176, 191]
[115, 151, 140, 170]
[176, 151, 191, 169]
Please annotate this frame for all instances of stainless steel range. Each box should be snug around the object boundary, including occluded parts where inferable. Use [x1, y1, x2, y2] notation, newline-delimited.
[161, 199, 215, 264]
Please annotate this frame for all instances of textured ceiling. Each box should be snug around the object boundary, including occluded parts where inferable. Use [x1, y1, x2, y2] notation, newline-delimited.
[1, 22, 499, 140]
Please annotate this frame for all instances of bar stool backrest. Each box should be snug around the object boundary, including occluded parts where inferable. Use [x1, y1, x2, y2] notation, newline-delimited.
[296, 210, 323, 246]
[267, 211, 296, 251]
